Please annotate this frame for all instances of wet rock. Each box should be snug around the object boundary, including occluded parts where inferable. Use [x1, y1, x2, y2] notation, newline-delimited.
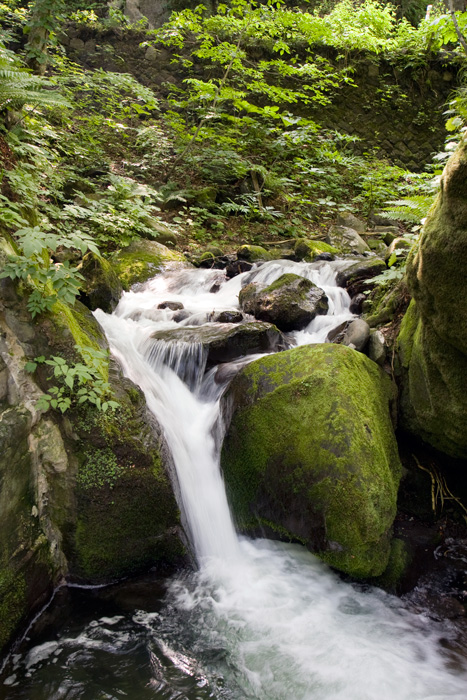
[349, 293, 366, 314]
[78, 253, 123, 313]
[326, 225, 370, 255]
[226, 259, 253, 278]
[213, 310, 243, 323]
[294, 238, 337, 261]
[368, 330, 387, 366]
[236, 245, 274, 262]
[173, 310, 191, 323]
[239, 273, 328, 332]
[157, 301, 184, 311]
[336, 257, 386, 296]
[150, 322, 285, 369]
[327, 319, 370, 352]
[221, 344, 401, 578]
[342, 319, 371, 351]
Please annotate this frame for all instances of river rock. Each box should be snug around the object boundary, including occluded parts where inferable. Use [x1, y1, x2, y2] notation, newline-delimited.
[294, 238, 337, 261]
[350, 293, 366, 314]
[342, 319, 371, 351]
[336, 257, 386, 293]
[239, 273, 328, 332]
[112, 240, 188, 290]
[336, 211, 366, 233]
[80, 253, 123, 313]
[221, 343, 401, 578]
[150, 321, 285, 368]
[236, 244, 274, 262]
[398, 140, 467, 458]
[158, 301, 184, 311]
[226, 259, 253, 278]
[326, 225, 370, 255]
[368, 330, 387, 365]
[213, 310, 244, 323]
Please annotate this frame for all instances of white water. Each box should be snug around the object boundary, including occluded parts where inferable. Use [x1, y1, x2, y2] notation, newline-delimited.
[94, 259, 467, 699]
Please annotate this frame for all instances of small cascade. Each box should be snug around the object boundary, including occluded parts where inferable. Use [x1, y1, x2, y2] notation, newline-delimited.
[4, 258, 467, 699]
[144, 337, 207, 393]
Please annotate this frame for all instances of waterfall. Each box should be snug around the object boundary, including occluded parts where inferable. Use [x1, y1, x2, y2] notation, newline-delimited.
[5, 260, 465, 699]
[92, 259, 467, 699]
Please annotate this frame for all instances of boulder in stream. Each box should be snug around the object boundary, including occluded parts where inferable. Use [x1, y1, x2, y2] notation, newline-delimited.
[150, 321, 286, 369]
[221, 343, 401, 578]
[326, 225, 370, 255]
[239, 273, 328, 332]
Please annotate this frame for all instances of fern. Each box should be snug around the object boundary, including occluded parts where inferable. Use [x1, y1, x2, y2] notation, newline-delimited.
[0, 43, 69, 115]
[381, 195, 435, 225]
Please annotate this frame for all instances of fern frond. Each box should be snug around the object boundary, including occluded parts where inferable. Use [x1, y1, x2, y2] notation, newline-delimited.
[381, 195, 435, 224]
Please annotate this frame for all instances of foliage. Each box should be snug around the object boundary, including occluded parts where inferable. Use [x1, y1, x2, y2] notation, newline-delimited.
[26, 345, 119, 413]
[0, 227, 98, 317]
[77, 447, 126, 491]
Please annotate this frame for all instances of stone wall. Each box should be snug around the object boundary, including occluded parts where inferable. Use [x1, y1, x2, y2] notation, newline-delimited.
[62, 24, 456, 171]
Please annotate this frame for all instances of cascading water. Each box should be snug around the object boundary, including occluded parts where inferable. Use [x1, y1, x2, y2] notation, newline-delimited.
[3, 259, 467, 699]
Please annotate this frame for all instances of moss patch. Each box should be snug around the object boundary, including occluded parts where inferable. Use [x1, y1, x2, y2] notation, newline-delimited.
[0, 567, 27, 650]
[112, 239, 186, 290]
[222, 344, 401, 578]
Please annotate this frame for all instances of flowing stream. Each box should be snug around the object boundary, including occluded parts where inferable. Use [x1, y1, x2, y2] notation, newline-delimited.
[2, 259, 467, 699]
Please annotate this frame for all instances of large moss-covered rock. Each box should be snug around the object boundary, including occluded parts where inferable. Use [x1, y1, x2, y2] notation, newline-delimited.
[112, 239, 187, 290]
[239, 273, 328, 331]
[398, 141, 467, 457]
[221, 344, 401, 578]
[398, 300, 467, 458]
[0, 289, 184, 653]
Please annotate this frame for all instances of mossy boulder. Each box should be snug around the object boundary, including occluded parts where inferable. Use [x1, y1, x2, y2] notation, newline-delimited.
[398, 141, 467, 457]
[236, 244, 274, 262]
[80, 253, 123, 312]
[239, 273, 328, 332]
[221, 343, 401, 578]
[336, 257, 386, 292]
[112, 239, 187, 290]
[294, 238, 338, 261]
[398, 300, 467, 458]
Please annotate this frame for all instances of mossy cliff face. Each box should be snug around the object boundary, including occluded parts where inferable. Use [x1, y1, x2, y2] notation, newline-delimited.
[0, 286, 183, 654]
[221, 344, 401, 578]
[398, 140, 467, 458]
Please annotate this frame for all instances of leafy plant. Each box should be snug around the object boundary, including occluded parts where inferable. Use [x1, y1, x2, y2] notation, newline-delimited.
[26, 345, 119, 413]
[0, 227, 99, 317]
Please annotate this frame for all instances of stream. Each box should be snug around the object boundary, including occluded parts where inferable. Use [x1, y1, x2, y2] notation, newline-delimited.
[2, 259, 467, 699]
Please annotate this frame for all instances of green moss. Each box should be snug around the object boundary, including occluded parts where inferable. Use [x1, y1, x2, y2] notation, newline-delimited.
[397, 301, 467, 458]
[222, 344, 401, 578]
[75, 466, 181, 580]
[112, 240, 186, 290]
[237, 244, 274, 262]
[51, 300, 108, 380]
[294, 238, 338, 261]
[77, 448, 126, 490]
[0, 567, 27, 650]
[396, 298, 418, 367]
[373, 538, 410, 592]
